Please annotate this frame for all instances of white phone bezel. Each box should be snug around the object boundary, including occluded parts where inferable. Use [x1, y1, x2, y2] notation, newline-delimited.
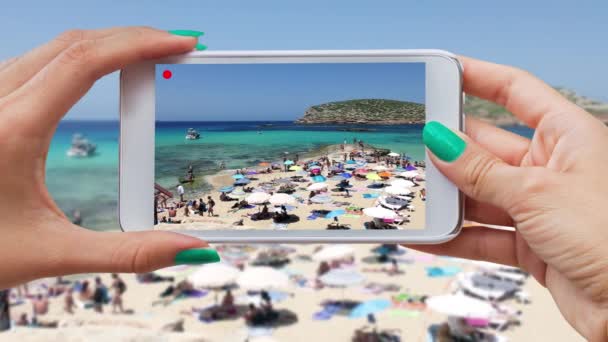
[119, 49, 463, 243]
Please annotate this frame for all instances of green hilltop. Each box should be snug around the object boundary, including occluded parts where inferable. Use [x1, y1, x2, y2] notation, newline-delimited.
[295, 99, 425, 124]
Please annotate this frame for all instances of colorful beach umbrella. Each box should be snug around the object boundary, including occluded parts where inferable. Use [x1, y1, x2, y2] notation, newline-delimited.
[312, 244, 354, 261]
[346, 160, 357, 165]
[246, 192, 271, 204]
[310, 194, 332, 204]
[230, 188, 247, 198]
[405, 165, 417, 171]
[309, 165, 321, 170]
[232, 174, 245, 179]
[219, 186, 234, 193]
[237, 266, 290, 291]
[234, 178, 251, 185]
[269, 193, 295, 206]
[312, 175, 327, 182]
[366, 173, 382, 181]
[326, 209, 346, 219]
[349, 299, 392, 319]
[378, 171, 392, 178]
[320, 269, 365, 287]
[340, 173, 352, 179]
[289, 165, 303, 171]
[284, 160, 295, 165]
[259, 162, 270, 167]
[308, 182, 328, 191]
[363, 206, 398, 220]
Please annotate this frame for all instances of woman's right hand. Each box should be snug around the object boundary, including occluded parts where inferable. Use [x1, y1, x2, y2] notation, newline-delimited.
[410, 56, 608, 341]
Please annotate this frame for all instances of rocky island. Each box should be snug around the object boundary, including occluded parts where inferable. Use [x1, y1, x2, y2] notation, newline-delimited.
[295, 99, 425, 125]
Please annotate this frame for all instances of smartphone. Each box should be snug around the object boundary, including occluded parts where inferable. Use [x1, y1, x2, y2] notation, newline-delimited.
[120, 50, 463, 243]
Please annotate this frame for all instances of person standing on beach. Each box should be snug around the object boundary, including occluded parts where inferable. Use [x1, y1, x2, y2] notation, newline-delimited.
[198, 198, 206, 215]
[207, 196, 215, 217]
[110, 274, 126, 314]
[0, 290, 9, 332]
[64, 288, 75, 314]
[177, 184, 185, 202]
[92, 277, 107, 313]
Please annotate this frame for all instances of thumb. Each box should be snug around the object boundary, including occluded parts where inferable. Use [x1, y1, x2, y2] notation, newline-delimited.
[60, 226, 220, 275]
[423, 121, 523, 210]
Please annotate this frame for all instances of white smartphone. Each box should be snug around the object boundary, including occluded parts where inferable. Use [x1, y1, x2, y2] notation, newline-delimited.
[119, 50, 463, 243]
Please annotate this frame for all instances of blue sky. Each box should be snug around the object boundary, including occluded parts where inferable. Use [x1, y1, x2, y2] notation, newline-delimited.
[156, 63, 425, 121]
[1, 0, 606, 120]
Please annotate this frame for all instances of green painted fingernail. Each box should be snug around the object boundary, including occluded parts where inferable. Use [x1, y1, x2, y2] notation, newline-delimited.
[423, 121, 466, 162]
[195, 43, 207, 51]
[168, 30, 205, 37]
[174, 248, 220, 265]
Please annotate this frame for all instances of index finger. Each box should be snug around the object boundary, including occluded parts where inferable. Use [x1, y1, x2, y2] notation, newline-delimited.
[460, 56, 581, 128]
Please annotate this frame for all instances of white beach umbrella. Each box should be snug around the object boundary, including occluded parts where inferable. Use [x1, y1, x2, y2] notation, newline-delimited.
[188, 263, 240, 288]
[154, 265, 196, 280]
[320, 269, 365, 287]
[391, 179, 415, 188]
[373, 165, 388, 171]
[237, 266, 290, 291]
[384, 186, 412, 196]
[363, 206, 398, 220]
[312, 245, 355, 262]
[307, 182, 329, 191]
[399, 171, 419, 178]
[246, 192, 271, 204]
[388, 152, 400, 157]
[426, 294, 497, 318]
[269, 193, 296, 206]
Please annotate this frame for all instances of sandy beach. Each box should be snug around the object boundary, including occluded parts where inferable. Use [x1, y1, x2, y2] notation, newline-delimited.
[5, 243, 582, 341]
[155, 143, 425, 232]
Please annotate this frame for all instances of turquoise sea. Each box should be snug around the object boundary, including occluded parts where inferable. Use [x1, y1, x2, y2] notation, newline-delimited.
[47, 121, 534, 231]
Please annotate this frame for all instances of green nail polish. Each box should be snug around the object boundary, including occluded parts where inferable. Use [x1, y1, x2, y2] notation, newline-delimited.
[195, 43, 207, 51]
[168, 30, 205, 37]
[423, 121, 466, 162]
[174, 248, 220, 265]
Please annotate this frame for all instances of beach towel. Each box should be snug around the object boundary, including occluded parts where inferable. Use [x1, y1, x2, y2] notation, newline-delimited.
[388, 309, 421, 318]
[362, 193, 380, 199]
[312, 304, 341, 320]
[343, 214, 361, 219]
[307, 213, 319, 220]
[425, 266, 462, 278]
[176, 289, 208, 300]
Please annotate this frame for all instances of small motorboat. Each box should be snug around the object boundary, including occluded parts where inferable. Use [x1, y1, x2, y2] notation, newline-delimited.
[67, 134, 96, 158]
[185, 128, 201, 140]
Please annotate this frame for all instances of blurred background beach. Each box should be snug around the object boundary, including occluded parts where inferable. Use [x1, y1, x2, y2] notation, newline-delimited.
[2, 1, 608, 341]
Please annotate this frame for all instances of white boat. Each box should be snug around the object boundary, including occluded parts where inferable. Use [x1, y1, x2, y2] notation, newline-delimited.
[66, 134, 96, 158]
[185, 128, 201, 140]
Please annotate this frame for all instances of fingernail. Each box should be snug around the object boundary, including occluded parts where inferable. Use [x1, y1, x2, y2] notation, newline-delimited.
[168, 29, 204, 37]
[195, 43, 207, 51]
[422, 121, 466, 162]
[174, 248, 220, 265]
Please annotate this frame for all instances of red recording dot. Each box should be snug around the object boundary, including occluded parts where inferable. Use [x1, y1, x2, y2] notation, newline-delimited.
[162, 70, 172, 79]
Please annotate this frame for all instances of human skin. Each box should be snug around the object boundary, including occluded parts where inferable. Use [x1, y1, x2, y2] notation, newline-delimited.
[0, 27, 215, 290]
[408, 56, 608, 341]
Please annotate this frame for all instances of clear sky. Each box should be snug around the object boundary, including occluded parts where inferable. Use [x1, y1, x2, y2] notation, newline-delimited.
[1, 0, 606, 120]
[156, 63, 425, 121]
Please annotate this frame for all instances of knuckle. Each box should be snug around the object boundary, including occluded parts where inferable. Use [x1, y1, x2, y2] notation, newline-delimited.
[56, 29, 87, 43]
[60, 40, 98, 66]
[109, 238, 152, 273]
[462, 151, 501, 200]
[519, 168, 551, 195]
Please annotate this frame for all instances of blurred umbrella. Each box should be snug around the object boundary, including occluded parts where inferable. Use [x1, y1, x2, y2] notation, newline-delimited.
[232, 174, 245, 179]
[366, 173, 382, 181]
[378, 171, 392, 178]
[391, 179, 415, 188]
[284, 160, 294, 165]
[399, 171, 419, 178]
[320, 269, 365, 287]
[310, 195, 332, 204]
[426, 294, 496, 318]
[308, 182, 328, 191]
[259, 162, 270, 167]
[326, 209, 346, 219]
[363, 206, 397, 219]
[313, 244, 354, 261]
[234, 178, 251, 185]
[219, 186, 235, 193]
[349, 299, 391, 318]
[189, 263, 240, 288]
[312, 175, 327, 182]
[246, 192, 271, 204]
[405, 165, 417, 171]
[237, 266, 290, 291]
[289, 165, 303, 171]
[269, 193, 295, 206]
[384, 186, 412, 196]
[339, 173, 352, 179]
[388, 152, 400, 157]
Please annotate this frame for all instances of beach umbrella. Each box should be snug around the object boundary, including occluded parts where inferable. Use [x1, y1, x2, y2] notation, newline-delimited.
[234, 178, 251, 185]
[246, 170, 258, 175]
[416, 174, 425, 181]
[259, 162, 270, 167]
[189, 263, 240, 288]
[355, 168, 369, 175]
[308, 182, 329, 191]
[346, 160, 357, 165]
[426, 294, 496, 319]
[399, 171, 419, 178]
[219, 186, 234, 193]
[312, 175, 326, 182]
[310, 195, 332, 204]
[339, 173, 352, 179]
[284, 160, 294, 165]
[269, 193, 295, 206]
[366, 173, 382, 181]
[232, 174, 245, 179]
[329, 175, 346, 182]
[296, 170, 308, 176]
[330, 166, 342, 172]
[373, 165, 388, 171]
[237, 266, 290, 291]
[313, 244, 354, 262]
[349, 299, 392, 319]
[246, 192, 271, 204]
[384, 186, 412, 196]
[289, 165, 302, 171]
[320, 269, 365, 287]
[378, 171, 392, 178]
[363, 206, 397, 220]
[230, 188, 247, 197]
[388, 152, 400, 157]
[326, 209, 346, 219]
[154, 265, 195, 280]
[391, 179, 415, 188]
[405, 165, 417, 171]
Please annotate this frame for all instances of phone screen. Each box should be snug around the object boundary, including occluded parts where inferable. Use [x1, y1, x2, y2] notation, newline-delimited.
[154, 62, 426, 231]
